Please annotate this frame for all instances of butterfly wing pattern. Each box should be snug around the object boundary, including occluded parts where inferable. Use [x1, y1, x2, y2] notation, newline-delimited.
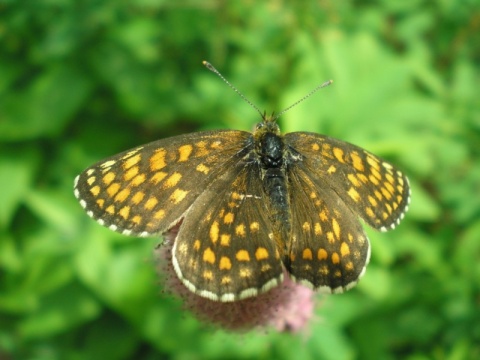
[75, 118, 410, 302]
[286, 164, 371, 293]
[283, 133, 410, 293]
[74, 130, 252, 237]
[172, 161, 284, 302]
[285, 133, 410, 232]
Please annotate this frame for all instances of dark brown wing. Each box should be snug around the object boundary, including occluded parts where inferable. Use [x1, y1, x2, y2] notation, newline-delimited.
[172, 161, 284, 302]
[286, 164, 370, 293]
[74, 130, 252, 236]
[285, 132, 410, 232]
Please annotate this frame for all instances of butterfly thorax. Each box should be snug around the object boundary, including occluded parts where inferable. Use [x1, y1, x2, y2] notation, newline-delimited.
[253, 119, 292, 256]
[252, 117, 283, 168]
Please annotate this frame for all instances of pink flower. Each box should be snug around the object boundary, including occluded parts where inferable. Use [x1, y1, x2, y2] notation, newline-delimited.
[154, 223, 318, 332]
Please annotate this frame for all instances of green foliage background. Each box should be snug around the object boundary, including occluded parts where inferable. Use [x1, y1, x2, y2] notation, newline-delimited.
[1, 1, 479, 359]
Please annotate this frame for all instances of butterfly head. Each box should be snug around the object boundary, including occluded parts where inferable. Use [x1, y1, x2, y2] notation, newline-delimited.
[254, 112, 280, 138]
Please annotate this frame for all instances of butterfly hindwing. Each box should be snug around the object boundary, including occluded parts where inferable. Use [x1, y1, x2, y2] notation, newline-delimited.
[172, 161, 284, 301]
[74, 130, 252, 236]
[286, 164, 370, 293]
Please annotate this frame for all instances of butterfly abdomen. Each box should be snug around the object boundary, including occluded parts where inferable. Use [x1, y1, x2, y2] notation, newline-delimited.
[256, 130, 292, 255]
[263, 169, 289, 220]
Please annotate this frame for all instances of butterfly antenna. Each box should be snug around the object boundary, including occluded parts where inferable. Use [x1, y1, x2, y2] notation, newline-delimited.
[273, 79, 333, 120]
[203, 61, 265, 119]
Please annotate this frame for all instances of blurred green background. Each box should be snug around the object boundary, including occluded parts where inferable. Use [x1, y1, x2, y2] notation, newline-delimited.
[1, 1, 479, 359]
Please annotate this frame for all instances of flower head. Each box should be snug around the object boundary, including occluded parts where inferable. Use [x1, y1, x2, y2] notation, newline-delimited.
[154, 223, 318, 332]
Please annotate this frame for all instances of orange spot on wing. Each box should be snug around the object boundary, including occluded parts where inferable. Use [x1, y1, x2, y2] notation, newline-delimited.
[178, 145, 193, 162]
[194, 141, 210, 157]
[151, 171, 168, 185]
[385, 173, 395, 184]
[124, 154, 141, 169]
[124, 166, 139, 181]
[235, 224, 246, 237]
[203, 270, 213, 280]
[317, 248, 328, 260]
[239, 268, 251, 278]
[219, 256, 232, 270]
[369, 174, 380, 185]
[203, 247, 216, 264]
[131, 174, 146, 187]
[302, 248, 313, 260]
[332, 218, 341, 239]
[365, 206, 375, 218]
[331, 252, 340, 264]
[119, 206, 130, 220]
[87, 176, 96, 186]
[348, 174, 361, 187]
[209, 221, 219, 243]
[327, 232, 335, 243]
[384, 181, 395, 194]
[319, 210, 328, 222]
[131, 191, 145, 205]
[152, 209, 164, 220]
[144, 197, 158, 210]
[327, 165, 337, 174]
[236, 250, 250, 261]
[106, 183, 120, 197]
[366, 156, 380, 170]
[350, 151, 365, 172]
[163, 172, 182, 189]
[348, 187, 361, 202]
[381, 187, 392, 200]
[357, 173, 368, 183]
[255, 247, 269, 260]
[250, 222, 260, 232]
[102, 172, 116, 185]
[371, 167, 382, 180]
[333, 147, 345, 163]
[220, 234, 231, 246]
[193, 240, 201, 250]
[340, 242, 350, 257]
[170, 189, 188, 204]
[302, 222, 311, 232]
[114, 188, 130, 203]
[224, 212, 234, 224]
[150, 149, 167, 171]
[131, 215, 142, 225]
[90, 185, 100, 197]
[196, 163, 210, 174]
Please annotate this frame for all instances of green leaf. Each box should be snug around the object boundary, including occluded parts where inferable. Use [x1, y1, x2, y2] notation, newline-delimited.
[0, 149, 36, 228]
[0, 65, 92, 141]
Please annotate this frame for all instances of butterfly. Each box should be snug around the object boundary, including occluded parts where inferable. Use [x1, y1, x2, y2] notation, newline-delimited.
[74, 62, 410, 302]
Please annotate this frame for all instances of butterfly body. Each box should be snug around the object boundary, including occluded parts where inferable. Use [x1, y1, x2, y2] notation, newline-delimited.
[254, 120, 293, 257]
[74, 115, 410, 302]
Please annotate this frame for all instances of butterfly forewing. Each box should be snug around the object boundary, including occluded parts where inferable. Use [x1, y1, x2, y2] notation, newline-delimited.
[285, 132, 410, 232]
[74, 130, 252, 236]
[172, 161, 284, 301]
[286, 164, 370, 293]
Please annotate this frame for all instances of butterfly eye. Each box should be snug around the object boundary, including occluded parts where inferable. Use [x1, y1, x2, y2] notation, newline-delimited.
[255, 122, 265, 131]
